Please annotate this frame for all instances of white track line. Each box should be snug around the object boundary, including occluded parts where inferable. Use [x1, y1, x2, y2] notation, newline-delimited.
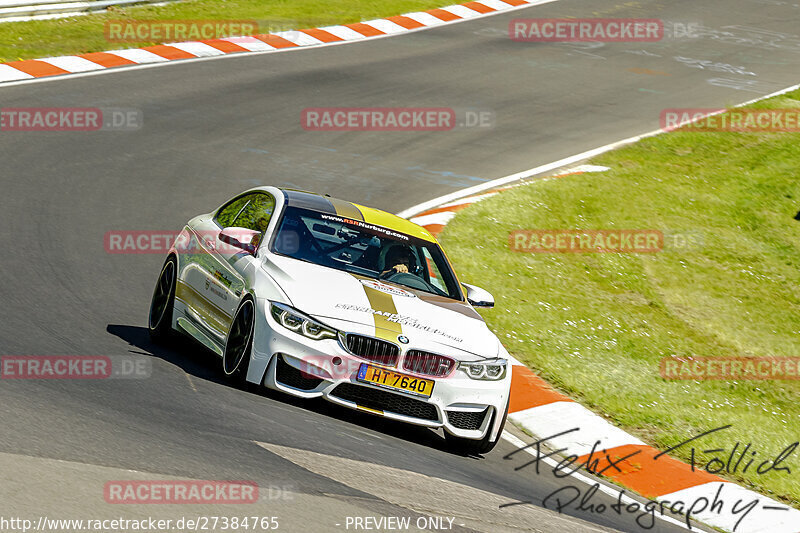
[397, 131, 663, 218]
[397, 81, 800, 219]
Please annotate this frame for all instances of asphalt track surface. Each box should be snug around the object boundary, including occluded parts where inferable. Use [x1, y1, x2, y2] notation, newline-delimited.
[1, 0, 800, 531]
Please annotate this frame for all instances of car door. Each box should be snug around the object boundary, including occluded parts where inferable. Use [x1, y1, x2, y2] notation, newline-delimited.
[183, 192, 275, 343]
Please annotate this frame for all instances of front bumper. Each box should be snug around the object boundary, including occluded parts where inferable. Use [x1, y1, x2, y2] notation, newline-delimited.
[247, 299, 511, 441]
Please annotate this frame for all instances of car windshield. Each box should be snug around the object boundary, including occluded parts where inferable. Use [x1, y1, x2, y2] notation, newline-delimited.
[270, 206, 463, 300]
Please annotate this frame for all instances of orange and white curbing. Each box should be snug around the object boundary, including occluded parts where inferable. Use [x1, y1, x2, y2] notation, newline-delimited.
[0, 0, 555, 84]
[406, 165, 800, 533]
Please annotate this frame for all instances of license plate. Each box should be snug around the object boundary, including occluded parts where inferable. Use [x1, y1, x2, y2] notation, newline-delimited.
[356, 363, 434, 398]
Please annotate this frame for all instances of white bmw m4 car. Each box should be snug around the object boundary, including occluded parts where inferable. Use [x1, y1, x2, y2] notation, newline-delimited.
[148, 187, 511, 454]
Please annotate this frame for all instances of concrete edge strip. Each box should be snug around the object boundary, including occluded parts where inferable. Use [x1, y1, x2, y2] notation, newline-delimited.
[403, 154, 800, 531]
[0, 0, 557, 86]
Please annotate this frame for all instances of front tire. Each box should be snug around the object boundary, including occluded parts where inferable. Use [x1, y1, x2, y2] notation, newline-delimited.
[148, 255, 177, 342]
[222, 298, 255, 380]
[445, 401, 509, 455]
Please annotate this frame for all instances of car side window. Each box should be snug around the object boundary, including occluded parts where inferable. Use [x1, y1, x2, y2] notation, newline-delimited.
[232, 193, 275, 234]
[215, 193, 275, 232]
[215, 194, 252, 228]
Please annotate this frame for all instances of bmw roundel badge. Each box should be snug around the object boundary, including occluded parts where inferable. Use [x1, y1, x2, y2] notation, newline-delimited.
[397, 335, 409, 344]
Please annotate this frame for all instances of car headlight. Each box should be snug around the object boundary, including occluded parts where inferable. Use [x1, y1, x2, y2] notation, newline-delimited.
[458, 358, 507, 380]
[269, 302, 338, 341]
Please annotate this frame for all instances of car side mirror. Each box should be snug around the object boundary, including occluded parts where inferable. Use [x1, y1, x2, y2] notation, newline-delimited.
[219, 227, 261, 255]
[462, 283, 494, 308]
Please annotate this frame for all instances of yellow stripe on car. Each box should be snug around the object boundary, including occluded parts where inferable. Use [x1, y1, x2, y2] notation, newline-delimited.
[362, 285, 403, 342]
[356, 205, 436, 243]
[175, 280, 230, 334]
[328, 197, 364, 221]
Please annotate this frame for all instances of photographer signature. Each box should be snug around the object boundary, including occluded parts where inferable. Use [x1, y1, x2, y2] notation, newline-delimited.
[501, 426, 795, 530]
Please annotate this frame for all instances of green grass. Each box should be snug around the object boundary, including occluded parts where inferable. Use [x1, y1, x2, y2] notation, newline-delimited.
[0, 0, 451, 62]
[440, 90, 800, 505]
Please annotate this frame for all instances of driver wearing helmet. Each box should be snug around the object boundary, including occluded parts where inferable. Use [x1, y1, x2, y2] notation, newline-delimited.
[381, 244, 415, 277]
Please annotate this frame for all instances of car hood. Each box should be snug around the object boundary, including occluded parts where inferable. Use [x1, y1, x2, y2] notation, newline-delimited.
[263, 254, 500, 358]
